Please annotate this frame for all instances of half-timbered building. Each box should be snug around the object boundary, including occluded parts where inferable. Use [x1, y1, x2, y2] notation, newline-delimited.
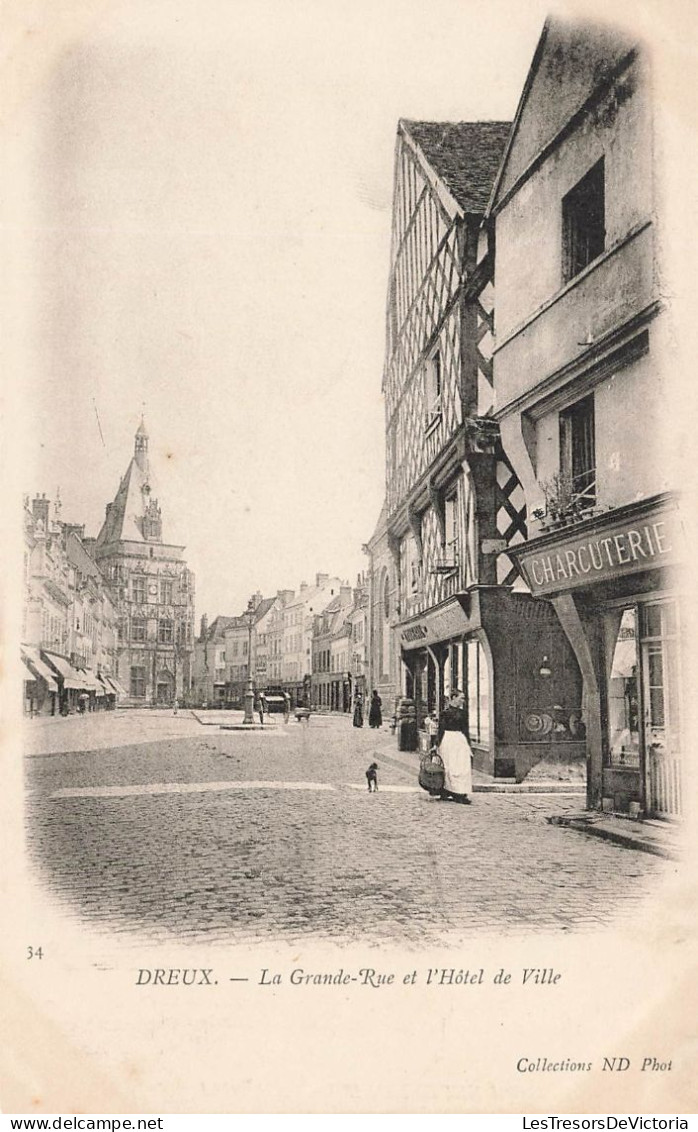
[384, 119, 582, 780]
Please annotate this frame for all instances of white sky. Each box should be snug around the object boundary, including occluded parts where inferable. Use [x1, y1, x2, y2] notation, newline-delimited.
[11, 0, 554, 619]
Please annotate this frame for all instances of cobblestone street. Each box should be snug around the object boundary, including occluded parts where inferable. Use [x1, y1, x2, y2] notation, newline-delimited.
[24, 711, 669, 947]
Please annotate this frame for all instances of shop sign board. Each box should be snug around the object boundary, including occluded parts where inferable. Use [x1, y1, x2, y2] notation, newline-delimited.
[399, 599, 472, 651]
[515, 500, 680, 597]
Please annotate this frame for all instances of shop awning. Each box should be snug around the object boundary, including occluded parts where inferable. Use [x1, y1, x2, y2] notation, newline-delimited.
[22, 657, 37, 683]
[94, 674, 109, 697]
[77, 669, 99, 691]
[42, 652, 85, 691]
[104, 675, 127, 697]
[21, 648, 59, 691]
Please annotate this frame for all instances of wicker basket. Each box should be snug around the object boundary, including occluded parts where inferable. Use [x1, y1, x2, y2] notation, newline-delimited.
[418, 751, 445, 793]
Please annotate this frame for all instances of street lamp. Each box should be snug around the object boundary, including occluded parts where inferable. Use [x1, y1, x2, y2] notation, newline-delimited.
[243, 597, 256, 724]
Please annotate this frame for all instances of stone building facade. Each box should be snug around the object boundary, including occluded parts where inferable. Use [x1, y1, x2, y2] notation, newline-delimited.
[93, 421, 196, 706]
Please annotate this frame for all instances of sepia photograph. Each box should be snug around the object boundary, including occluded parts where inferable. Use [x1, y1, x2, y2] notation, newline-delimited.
[1, 0, 696, 1116]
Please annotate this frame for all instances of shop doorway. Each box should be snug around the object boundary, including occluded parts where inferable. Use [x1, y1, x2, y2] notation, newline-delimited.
[641, 601, 681, 818]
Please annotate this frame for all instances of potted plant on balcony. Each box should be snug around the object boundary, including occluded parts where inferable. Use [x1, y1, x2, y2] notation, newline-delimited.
[535, 473, 575, 530]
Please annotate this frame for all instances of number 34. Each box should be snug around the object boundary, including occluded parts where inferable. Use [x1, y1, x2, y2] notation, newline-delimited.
[27, 946, 43, 960]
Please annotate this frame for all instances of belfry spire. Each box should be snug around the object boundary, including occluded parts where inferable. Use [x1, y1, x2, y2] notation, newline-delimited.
[134, 417, 149, 474]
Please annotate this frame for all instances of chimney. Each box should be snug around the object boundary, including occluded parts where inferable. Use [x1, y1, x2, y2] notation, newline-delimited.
[315, 573, 329, 587]
[32, 495, 50, 528]
[200, 613, 209, 639]
[300, 581, 308, 593]
[277, 589, 295, 605]
[340, 584, 353, 603]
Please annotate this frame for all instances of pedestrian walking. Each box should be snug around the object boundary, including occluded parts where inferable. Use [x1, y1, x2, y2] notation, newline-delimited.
[435, 689, 473, 804]
[352, 692, 364, 728]
[258, 692, 267, 726]
[365, 762, 378, 792]
[173, 698, 179, 716]
[283, 691, 291, 724]
[368, 690, 382, 729]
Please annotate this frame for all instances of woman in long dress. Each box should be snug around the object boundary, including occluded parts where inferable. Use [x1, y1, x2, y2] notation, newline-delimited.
[353, 693, 364, 728]
[368, 690, 382, 728]
[436, 689, 473, 804]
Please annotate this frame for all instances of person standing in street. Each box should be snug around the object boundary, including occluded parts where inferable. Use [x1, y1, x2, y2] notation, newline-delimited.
[258, 692, 267, 726]
[283, 691, 291, 723]
[353, 692, 364, 728]
[368, 690, 382, 729]
[436, 689, 473, 804]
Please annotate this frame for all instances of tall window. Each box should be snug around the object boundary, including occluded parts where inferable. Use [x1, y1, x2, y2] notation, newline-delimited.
[158, 619, 173, 644]
[131, 617, 146, 642]
[132, 576, 147, 604]
[641, 601, 680, 772]
[425, 350, 442, 428]
[562, 158, 605, 282]
[160, 579, 173, 604]
[444, 492, 459, 564]
[130, 666, 146, 698]
[560, 394, 596, 504]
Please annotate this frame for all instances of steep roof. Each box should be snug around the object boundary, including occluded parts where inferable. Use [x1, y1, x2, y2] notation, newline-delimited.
[66, 531, 103, 582]
[487, 17, 636, 215]
[96, 460, 139, 545]
[207, 615, 241, 640]
[253, 596, 276, 623]
[402, 120, 512, 215]
[95, 421, 180, 551]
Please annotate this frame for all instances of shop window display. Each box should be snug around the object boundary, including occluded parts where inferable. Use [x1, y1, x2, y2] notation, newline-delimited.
[607, 607, 640, 768]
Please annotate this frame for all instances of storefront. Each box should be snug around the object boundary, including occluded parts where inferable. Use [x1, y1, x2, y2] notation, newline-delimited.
[511, 492, 683, 818]
[21, 647, 59, 715]
[398, 589, 584, 781]
[42, 650, 86, 714]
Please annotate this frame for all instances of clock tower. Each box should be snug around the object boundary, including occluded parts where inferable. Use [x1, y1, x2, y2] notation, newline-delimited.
[94, 420, 196, 706]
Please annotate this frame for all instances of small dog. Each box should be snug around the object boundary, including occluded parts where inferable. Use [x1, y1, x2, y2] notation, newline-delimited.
[365, 762, 378, 792]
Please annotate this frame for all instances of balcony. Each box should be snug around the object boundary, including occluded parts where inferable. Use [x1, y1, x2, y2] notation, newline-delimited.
[532, 471, 599, 532]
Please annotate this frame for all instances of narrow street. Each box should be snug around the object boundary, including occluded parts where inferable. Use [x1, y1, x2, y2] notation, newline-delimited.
[24, 711, 668, 947]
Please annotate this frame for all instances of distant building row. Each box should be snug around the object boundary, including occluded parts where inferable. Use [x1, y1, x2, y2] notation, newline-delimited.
[192, 575, 369, 712]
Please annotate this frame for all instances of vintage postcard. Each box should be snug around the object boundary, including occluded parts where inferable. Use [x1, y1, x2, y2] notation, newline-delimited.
[1, 0, 697, 1115]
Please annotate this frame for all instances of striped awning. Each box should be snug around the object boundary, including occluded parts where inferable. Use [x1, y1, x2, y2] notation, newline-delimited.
[22, 648, 59, 691]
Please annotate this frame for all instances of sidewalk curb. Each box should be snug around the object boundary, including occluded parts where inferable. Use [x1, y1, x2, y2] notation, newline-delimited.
[548, 814, 681, 860]
[373, 746, 585, 794]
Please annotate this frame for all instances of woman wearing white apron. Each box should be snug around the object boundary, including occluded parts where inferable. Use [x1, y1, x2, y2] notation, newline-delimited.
[436, 689, 473, 804]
